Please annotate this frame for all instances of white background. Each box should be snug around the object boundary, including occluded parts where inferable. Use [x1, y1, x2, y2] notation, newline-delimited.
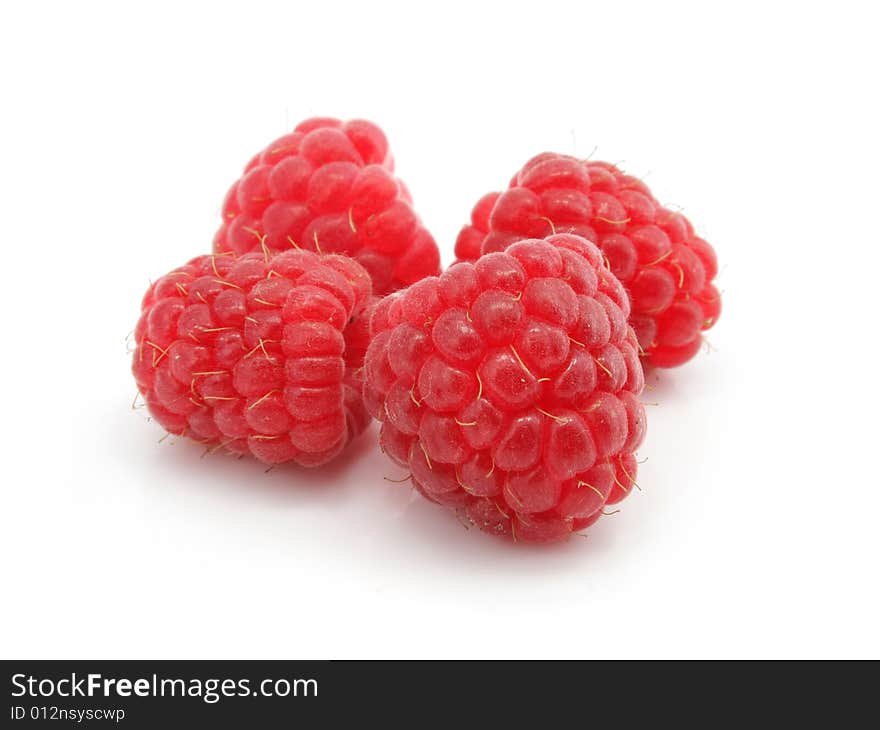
[1, 1, 878, 659]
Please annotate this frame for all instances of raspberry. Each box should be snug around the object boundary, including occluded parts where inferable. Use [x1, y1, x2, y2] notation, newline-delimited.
[213, 117, 441, 295]
[132, 250, 373, 466]
[454, 154, 721, 367]
[364, 234, 646, 543]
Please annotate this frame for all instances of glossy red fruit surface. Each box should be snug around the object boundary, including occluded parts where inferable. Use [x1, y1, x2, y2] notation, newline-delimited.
[364, 234, 646, 543]
[214, 117, 441, 295]
[133, 250, 373, 466]
[454, 154, 720, 367]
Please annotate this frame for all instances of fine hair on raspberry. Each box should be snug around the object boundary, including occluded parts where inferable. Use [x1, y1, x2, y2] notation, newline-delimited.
[214, 116, 441, 295]
[455, 153, 721, 367]
[132, 249, 373, 467]
[363, 233, 647, 543]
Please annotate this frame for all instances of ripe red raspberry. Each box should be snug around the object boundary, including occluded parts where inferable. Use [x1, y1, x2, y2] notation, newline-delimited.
[363, 234, 646, 543]
[454, 154, 721, 367]
[213, 117, 441, 295]
[132, 249, 373, 466]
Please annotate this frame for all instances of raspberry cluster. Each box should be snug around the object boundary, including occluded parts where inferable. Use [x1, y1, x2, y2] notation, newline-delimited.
[214, 117, 441, 295]
[132, 118, 723, 545]
[132, 250, 372, 466]
[363, 234, 646, 543]
[455, 154, 721, 367]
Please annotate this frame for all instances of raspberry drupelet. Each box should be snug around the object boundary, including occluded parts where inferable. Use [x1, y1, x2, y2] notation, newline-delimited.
[454, 154, 721, 367]
[132, 250, 373, 466]
[363, 234, 647, 543]
[213, 117, 441, 295]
